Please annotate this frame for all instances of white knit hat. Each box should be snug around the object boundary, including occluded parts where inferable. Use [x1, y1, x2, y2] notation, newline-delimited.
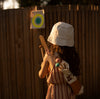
[47, 22, 74, 47]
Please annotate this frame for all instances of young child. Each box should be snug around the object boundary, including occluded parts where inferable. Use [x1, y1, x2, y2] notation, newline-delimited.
[39, 22, 82, 99]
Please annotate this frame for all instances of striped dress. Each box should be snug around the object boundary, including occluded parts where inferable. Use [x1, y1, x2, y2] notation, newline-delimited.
[46, 59, 75, 99]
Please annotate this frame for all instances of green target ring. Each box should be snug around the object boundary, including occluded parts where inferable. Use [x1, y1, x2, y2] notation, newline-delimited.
[32, 14, 44, 28]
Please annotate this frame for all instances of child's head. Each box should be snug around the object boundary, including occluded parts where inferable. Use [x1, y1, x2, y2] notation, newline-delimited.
[47, 22, 74, 47]
[47, 22, 75, 57]
[47, 22, 80, 76]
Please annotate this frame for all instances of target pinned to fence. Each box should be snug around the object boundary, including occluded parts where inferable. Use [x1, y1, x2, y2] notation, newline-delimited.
[30, 9, 45, 29]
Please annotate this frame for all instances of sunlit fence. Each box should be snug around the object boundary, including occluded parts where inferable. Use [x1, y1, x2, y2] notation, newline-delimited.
[0, 5, 100, 99]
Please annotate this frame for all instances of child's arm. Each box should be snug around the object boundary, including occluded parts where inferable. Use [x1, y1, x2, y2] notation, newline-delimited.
[39, 53, 49, 78]
[39, 35, 50, 78]
[39, 61, 49, 79]
[63, 68, 84, 95]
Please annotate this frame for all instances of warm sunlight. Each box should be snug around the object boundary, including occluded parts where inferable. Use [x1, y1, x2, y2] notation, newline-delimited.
[0, 0, 19, 10]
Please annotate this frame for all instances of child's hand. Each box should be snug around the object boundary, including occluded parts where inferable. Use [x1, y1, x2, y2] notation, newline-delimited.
[45, 49, 50, 55]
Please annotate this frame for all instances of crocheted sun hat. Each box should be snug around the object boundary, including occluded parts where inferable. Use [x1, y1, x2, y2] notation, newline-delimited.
[47, 22, 74, 47]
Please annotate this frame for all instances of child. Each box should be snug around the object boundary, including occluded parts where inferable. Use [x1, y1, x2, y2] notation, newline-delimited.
[39, 22, 82, 99]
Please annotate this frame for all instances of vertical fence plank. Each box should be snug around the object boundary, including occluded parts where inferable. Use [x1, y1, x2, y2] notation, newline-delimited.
[78, 10, 83, 80]
[95, 9, 98, 97]
[95, 9, 99, 98]
[82, 8, 87, 96]
[74, 6, 79, 52]
[49, 6, 54, 34]
[56, 6, 62, 22]
[69, 8, 74, 25]
[14, 9, 26, 99]
[23, 8, 32, 99]
[88, 9, 93, 97]
[65, 6, 69, 23]
[52, 6, 58, 25]
[2, 10, 10, 99]
[97, 11, 100, 98]
[0, 10, 3, 99]
[45, 6, 50, 38]
[8, 9, 18, 99]
[93, 9, 97, 97]
[6, 10, 12, 99]
[85, 9, 90, 97]
[85, 7, 90, 98]
[91, 9, 95, 97]
[92, 9, 95, 96]
[61, 6, 66, 22]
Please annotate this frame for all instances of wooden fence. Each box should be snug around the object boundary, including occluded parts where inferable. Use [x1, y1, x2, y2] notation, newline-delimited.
[0, 5, 100, 99]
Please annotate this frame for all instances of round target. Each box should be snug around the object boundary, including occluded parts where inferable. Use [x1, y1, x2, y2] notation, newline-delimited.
[32, 14, 44, 28]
